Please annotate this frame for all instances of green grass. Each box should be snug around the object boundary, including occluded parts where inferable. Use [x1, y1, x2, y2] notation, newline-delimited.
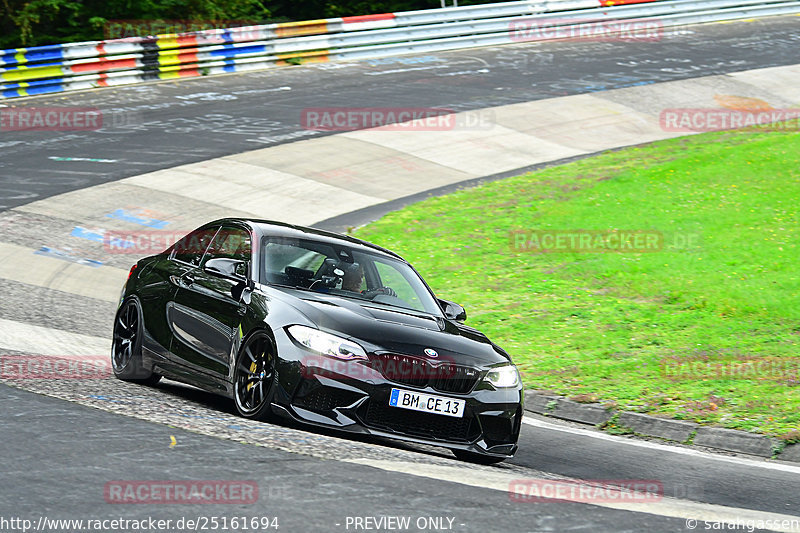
[355, 130, 800, 440]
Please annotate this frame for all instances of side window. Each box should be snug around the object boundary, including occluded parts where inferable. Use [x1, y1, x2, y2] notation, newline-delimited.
[204, 227, 252, 276]
[171, 227, 219, 267]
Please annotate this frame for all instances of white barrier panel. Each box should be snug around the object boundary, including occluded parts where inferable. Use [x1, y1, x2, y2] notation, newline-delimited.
[2, 0, 800, 99]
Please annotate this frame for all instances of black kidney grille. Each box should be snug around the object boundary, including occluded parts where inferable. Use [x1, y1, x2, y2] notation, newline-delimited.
[430, 364, 481, 394]
[376, 354, 430, 388]
[369, 354, 481, 394]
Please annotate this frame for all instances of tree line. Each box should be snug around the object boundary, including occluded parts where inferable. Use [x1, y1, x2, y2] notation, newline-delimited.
[1, 0, 497, 49]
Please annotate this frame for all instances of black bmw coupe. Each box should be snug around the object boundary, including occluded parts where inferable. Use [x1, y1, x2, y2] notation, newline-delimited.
[112, 219, 523, 463]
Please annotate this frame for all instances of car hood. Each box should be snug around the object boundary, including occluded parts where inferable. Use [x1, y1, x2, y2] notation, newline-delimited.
[270, 287, 510, 367]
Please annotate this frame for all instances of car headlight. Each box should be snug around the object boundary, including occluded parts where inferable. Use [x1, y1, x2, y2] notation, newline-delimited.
[287, 325, 367, 361]
[484, 364, 520, 388]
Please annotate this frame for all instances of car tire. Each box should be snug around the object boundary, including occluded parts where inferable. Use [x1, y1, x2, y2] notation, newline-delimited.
[233, 331, 276, 420]
[111, 298, 162, 385]
[451, 449, 506, 465]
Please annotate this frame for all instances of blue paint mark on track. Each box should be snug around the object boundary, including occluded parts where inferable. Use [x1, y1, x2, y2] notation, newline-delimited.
[34, 246, 103, 267]
[70, 226, 104, 242]
[105, 208, 170, 229]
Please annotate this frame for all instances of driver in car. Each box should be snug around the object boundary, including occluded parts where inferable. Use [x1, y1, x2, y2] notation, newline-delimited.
[341, 262, 397, 298]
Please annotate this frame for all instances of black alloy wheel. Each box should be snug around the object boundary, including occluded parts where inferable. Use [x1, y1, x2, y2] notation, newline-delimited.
[234, 332, 276, 420]
[111, 299, 161, 384]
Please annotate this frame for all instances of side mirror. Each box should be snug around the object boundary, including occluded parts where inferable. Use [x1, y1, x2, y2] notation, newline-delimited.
[204, 258, 247, 280]
[438, 298, 467, 322]
[231, 279, 255, 305]
[204, 258, 254, 303]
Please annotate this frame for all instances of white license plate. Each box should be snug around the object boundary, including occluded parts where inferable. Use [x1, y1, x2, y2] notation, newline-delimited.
[388, 388, 465, 418]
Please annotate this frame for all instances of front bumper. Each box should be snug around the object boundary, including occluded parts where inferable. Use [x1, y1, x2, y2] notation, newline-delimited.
[270, 353, 523, 458]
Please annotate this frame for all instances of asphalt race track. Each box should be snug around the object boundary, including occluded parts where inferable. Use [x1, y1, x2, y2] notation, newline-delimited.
[1, 15, 800, 211]
[1, 14, 800, 533]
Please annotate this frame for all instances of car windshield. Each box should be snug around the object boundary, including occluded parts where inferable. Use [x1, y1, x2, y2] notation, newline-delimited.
[261, 237, 441, 316]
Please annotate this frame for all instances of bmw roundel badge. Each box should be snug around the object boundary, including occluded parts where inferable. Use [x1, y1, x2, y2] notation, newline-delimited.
[424, 348, 439, 358]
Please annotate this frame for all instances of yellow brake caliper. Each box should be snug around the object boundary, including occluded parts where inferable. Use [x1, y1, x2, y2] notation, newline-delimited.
[247, 361, 258, 391]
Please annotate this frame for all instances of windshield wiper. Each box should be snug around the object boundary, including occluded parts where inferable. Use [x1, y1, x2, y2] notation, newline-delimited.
[269, 282, 317, 292]
[362, 301, 439, 319]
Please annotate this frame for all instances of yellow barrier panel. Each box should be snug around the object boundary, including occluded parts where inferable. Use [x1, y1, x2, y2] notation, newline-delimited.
[1, 65, 65, 82]
[275, 20, 330, 38]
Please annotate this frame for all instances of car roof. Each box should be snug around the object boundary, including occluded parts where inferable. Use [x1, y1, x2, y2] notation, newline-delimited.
[210, 218, 404, 261]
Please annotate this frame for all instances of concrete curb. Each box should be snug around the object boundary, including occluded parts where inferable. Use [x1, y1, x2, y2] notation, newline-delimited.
[313, 151, 611, 233]
[523, 390, 796, 462]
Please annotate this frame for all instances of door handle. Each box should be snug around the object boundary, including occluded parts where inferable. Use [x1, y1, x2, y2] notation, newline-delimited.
[183, 274, 195, 286]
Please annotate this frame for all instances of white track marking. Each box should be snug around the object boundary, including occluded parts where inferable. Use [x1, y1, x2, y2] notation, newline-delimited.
[523, 417, 800, 474]
[0, 318, 110, 356]
[0, 242, 126, 303]
[363, 65, 450, 75]
[348, 459, 800, 532]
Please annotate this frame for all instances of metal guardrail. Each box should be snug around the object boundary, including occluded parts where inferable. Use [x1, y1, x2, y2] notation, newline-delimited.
[1, 0, 799, 100]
